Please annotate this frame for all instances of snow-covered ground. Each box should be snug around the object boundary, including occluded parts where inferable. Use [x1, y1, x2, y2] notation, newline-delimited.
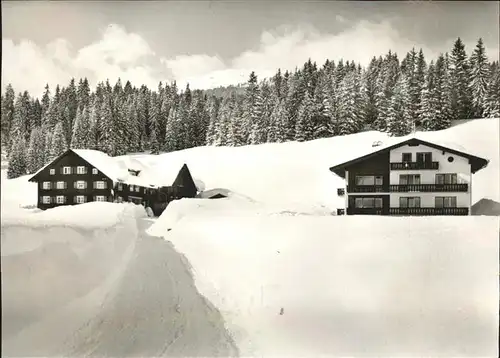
[1, 117, 499, 357]
[151, 197, 499, 357]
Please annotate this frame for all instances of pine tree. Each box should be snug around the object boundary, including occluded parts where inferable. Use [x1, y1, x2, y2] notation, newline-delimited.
[469, 38, 490, 118]
[41, 84, 51, 116]
[27, 126, 46, 174]
[88, 103, 99, 150]
[205, 96, 220, 145]
[1, 84, 15, 148]
[450, 38, 473, 119]
[229, 95, 246, 146]
[71, 106, 90, 149]
[164, 106, 178, 152]
[7, 135, 27, 179]
[337, 71, 364, 135]
[295, 91, 315, 141]
[484, 62, 500, 118]
[49, 122, 67, 161]
[386, 75, 413, 136]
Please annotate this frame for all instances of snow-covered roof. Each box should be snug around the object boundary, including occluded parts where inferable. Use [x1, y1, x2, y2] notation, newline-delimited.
[73, 149, 124, 183]
[30, 149, 192, 189]
[329, 134, 489, 176]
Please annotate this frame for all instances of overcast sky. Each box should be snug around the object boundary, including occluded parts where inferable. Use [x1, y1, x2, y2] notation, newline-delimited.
[2, 1, 499, 97]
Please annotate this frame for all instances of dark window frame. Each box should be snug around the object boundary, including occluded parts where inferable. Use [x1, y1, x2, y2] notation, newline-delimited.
[399, 196, 421, 208]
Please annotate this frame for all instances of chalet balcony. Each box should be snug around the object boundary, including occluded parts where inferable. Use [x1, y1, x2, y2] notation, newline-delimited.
[390, 161, 439, 170]
[389, 207, 469, 216]
[346, 185, 388, 193]
[346, 208, 384, 215]
[389, 183, 469, 192]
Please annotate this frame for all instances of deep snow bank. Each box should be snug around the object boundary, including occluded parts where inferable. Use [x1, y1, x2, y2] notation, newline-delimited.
[152, 201, 499, 357]
[1, 203, 146, 342]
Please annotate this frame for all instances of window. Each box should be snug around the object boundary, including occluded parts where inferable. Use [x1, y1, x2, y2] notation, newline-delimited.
[92, 168, 98, 175]
[435, 196, 457, 208]
[49, 169, 55, 175]
[130, 185, 135, 191]
[400, 197, 421, 208]
[56, 195, 66, 204]
[56, 181, 66, 189]
[135, 185, 140, 192]
[354, 197, 383, 208]
[74, 195, 86, 204]
[117, 183, 123, 191]
[402, 153, 412, 162]
[76, 166, 87, 174]
[416, 152, 432, 163]
[94, 181, 106, 189]
[74, 181, 87, 189]
[399, 174, 421, 185]
[42, 181, 51, 189]
[435, 174, 458, 185]
[94, 195, 106, 202]
[355, 175, 383, 186]
[62, 166, 72, 175]
[42, 196, 51, 204]
[117, 196, 123, 203]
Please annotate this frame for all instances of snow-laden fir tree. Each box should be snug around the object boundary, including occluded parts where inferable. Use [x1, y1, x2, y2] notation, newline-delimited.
[205, 96, 220, 145]
[421, 55, 453, 131]
[245, 72, 265, 145]
[164, 106, 178, 152]
[98, 96, 113, 155]
[484, 62, 500, 118]
[125, 97, 140, 152]
[214, 94, 233, 146]
[88, 103, 99, 150]
[386, 74, 413, 136]
[228, 95, 246, 147]
[337, 71, 364, 135]
[295, 91, 315, 141]
[7, 135, 27, 179]
[27, 126, 46, 174]
[49, 122, 67, 161]
[149, 93, 161, 154]
[469, 38, 490, 118]
[1, 84, 15, 149]
[41, 84, 51, 115]
[450, 38, 473, 119]
[71, 106, 90, 149]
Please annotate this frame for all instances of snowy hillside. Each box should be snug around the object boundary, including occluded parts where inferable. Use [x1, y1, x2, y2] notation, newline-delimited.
[2, 118, 498, 215]
[128, 117, 499, 212]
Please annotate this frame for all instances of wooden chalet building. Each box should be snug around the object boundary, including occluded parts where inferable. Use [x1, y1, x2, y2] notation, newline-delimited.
[330, 137, 489, 216]
[28, 149, 198, 216]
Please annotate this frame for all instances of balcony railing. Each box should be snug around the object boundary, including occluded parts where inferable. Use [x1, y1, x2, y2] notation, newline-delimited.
[389, 207, 469, 216]
[347, 185, 388, 193]
[389, 184, 469, 192]
[347, 208, 384, 215]
[390, 161, 439, 170]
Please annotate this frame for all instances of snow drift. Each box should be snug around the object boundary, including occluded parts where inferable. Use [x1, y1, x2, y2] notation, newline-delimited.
[1, 203, 145, 343]
[151, 197, 499, 357]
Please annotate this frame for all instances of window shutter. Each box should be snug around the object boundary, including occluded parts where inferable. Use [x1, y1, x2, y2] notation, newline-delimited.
[74, 181, 77, 189]
[84, 181, 87, 189]
[64, 181, 67, 189]
[104, 181, 107, 189]
[93, 181, 96, 189]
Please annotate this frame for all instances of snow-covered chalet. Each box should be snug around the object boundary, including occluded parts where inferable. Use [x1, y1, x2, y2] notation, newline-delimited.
[330, 136, 489, 216]
[28, 149, 199, 216]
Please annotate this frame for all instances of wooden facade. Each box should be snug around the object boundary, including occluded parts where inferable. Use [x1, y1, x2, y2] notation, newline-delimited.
[29, 149, 198, 216]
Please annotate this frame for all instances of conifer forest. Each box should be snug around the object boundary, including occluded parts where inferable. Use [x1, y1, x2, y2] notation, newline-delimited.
[2, 37, 499, 179]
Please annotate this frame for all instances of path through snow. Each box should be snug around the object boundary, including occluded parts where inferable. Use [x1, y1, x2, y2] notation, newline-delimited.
[2, 218, 238, 357]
